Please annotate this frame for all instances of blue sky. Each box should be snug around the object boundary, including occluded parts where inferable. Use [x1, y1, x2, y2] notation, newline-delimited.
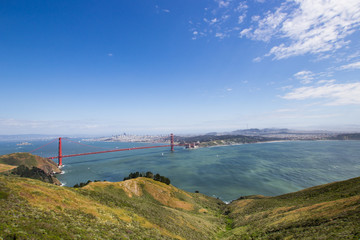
[1, 0, 360, 135]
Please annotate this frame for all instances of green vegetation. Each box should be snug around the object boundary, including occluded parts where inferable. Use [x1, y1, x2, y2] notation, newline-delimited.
[1, 152, 359, 239]
[73, 179, 102, 188]
[0, 152, 61, 175]
[11, 165, 60, 185]
[0, 153, 61, 185]
[124, 171, 171, 185]
[223, 177, 360, 239]
[0, 152, 38, 167]
[0, 175, 226, 240]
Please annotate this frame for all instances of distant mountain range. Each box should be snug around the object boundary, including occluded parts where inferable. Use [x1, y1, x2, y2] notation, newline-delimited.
[206, 128, 340, 136]
[175, 128, 360, 147]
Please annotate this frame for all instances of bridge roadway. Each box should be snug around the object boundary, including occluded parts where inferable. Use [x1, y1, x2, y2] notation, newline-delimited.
[47, 144, 174, 160]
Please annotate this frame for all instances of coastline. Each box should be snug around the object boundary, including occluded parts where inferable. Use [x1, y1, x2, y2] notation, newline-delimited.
[196, 139, 342, 149]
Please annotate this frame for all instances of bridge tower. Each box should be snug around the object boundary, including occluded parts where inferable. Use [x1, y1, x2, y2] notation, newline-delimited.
[170, 133, 174, 152]
[58, 137, 63, 167]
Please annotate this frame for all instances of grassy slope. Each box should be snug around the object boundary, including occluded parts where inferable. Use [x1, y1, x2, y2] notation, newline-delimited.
[0, 153, 61, 174]
[1, 163, 360, 239]
[0, 164, 16, 173]
[224, 177, 360, 239]
[0, 175, 226, 240]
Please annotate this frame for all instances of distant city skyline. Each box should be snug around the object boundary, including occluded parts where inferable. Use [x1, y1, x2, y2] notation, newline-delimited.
[1, 0, 360, 135]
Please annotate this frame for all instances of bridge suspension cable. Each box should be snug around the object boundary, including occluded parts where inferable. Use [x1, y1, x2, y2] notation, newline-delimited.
[29, 138, 58, 153]
[37, 133, 177, 166]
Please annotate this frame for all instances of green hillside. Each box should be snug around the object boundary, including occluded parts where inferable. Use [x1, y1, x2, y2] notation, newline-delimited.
[0, 153, 61, 185]
[0, 153, 61, 175]
[224, 177, 360, 239]
[0, 175, 226, 240]
[0, 153, 359, 239]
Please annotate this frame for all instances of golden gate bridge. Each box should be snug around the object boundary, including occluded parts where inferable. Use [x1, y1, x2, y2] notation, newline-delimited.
[30, 134, 178, 167]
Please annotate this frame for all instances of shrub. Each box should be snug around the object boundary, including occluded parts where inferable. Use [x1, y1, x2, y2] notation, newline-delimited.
[124, 171, 171, 185]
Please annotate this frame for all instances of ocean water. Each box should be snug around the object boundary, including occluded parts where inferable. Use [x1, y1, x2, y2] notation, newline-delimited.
[1, 140, 360, 202]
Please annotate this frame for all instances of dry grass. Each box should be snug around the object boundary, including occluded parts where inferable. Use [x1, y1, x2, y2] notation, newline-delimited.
[2, 175, 191, 239]
[86, 178, 195, 211]
[269, 195, 360, 227]
[10, 178, 132, 224]
[143, 179, 194, 211]
[225, 176, 360, 239]
[0, 163, 16, 172]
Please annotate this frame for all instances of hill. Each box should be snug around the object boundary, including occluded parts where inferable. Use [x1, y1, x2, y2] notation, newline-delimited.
[0, 153, 61, 175]
[0, 175, 226, 239]
[224, 177, 360, 239]
[0, 154, 360, 240]
[0, 165, 359, 239]
[0, 153, 61, 185]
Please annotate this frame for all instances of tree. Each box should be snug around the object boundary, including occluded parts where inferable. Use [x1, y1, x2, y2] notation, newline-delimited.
[163, 177, 171, 185]
[154, 174, 161, 181]
[123, 171, 171, 185]
[145, 171, 154, 178]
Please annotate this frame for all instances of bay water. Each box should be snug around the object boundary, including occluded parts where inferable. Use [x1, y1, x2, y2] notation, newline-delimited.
[1, 140, 360, 202]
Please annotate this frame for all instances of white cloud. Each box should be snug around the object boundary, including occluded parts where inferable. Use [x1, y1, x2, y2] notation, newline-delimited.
[240, 27, 252, 37]
[280, 85, 293, 90]
[252, 56, 262, 62]
[293, 70, 314, 84]
[317, 79, 335, 84]
[250, 7, 288, 42]
[292, 69, 334, 84]
[222, 15, 230, 21]
[275, 108, 296, 113]
[338, 61, 360, 70]
[215, 32, 227, 39]
[245, 0, 360, 59]
[235, 2, 248, 12]
[192, 0, 248, 39]
[238, 14, 245, 24]
[211, 18, 218, 24]
[155, 5, 170, 14]
[217, 0, 230, 8]
[282, 82, 360, 105]
[108, 53, 113, 57]
[346, 50, 360, 61]
[251, 15, 260, 22]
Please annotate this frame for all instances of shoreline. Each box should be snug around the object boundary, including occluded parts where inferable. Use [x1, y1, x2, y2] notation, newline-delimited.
[197, 139, 341, 149]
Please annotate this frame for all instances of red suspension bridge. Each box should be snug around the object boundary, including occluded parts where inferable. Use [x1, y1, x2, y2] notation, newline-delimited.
[30, 134, 178, 167]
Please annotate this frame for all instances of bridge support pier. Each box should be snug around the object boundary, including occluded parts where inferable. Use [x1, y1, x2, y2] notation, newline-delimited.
[58, 137, 63, 167]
